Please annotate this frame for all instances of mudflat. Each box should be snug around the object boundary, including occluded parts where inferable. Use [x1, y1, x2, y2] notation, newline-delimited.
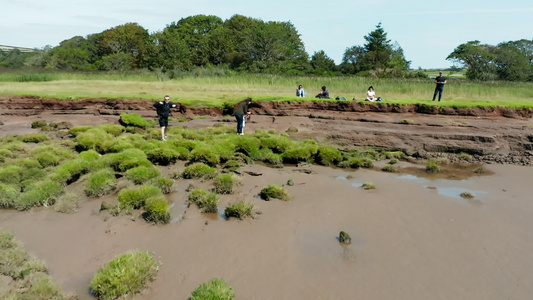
[1, 97, 533, 299]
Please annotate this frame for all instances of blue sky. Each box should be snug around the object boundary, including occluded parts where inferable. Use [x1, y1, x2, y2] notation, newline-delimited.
[1, 0, 532, 69]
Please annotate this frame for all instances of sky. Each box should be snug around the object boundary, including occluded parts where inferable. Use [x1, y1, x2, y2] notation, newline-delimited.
[1, 0, 532, 69]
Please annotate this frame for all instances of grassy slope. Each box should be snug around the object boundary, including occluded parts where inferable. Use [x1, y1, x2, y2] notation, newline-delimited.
[0, 72, 532, 108]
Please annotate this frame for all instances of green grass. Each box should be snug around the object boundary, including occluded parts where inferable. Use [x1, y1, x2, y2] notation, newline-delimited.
[85, 168, 117, 197]
[191, 278, 235, 300]
[90, 250, 158, 300]
[260, 185, 291, 201]
[144, 196, 170, 224]
[0, 72, 531, 108]
[188, 188, 219, 213]
[224, 201, 254, 220]
[214, 173, 241, 195]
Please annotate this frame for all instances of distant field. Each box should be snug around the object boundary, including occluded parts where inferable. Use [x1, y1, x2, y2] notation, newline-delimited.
[0, 71, 532, 108]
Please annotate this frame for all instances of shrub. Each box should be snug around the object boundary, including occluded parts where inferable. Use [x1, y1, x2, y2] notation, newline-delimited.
[125, 165, 160, 185]
[191, 278, 235, 300]
[144, 196, 170, 224]
[426, 159, 441, 173]
[146, 148, 179, 165]
[389, 158, 398, 165]
[0, 183, 18, 208]
[338, 157, 374, 169]
[214, 173, 240, 194]
[316, 145, 342, 166]
[225, 201, 254, 220]
[188, 188, 219, 213]
[259, 136, 291, 153]
[119, 113, 149, 129]
[103, 149, 152, 172]
[90, 251, 158, 300]
[85, 168, 117, 198]
[281, 147, 313, 164]
[15, 180, 63, 210]
[233, 136, 260, 158]
[21, 133, 48, 143]
[182, 163, 218, 181]
[118, 185, 161, 210]
[260, 185, 290, 201]
[223, 159, 240, 172]
[360, 183, 376, 190]
[54, 192, 80, 213]
[150, 177, 175, 194]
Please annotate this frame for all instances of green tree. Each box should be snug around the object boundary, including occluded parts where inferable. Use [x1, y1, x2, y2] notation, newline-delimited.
[340, 45, 365, 74]
[310, 50, 337, 74]
[494, 40, 533, 81]
[447, 40, 498, 80]
[100, 23, 151, 69]
[173, 15, 224, 66]
[44, 36, 94, 70]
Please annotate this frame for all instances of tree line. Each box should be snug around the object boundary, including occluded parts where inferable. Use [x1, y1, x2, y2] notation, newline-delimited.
[1, 14, 531, 81]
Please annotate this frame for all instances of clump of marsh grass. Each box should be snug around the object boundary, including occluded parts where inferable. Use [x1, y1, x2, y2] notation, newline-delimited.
[15, 180, 64, 210]
[85, 168, 117, 198]
[316, 145, 342, 166]
[360, 183, 376, 190]
[260, 185, 290, 201]
[118, 185, 161, 210]
[224, 201, 254, 220]
[119, 113, 150, 129]
[182, 163, 218, 181]
[90, 251, 158, 300]
[474, 166, 488, 174]
[146, 148, 180, 165]
[21, 133, 48, 143]
[381, 164, 398, 172]
[188, 188, 219, 213]
[425, 159, 441, 173]
[399, 119, 413, 124]
[54, 192, 80, 213]
[125, 165, 160, 185]
[191, 278, 235, 300]
[150, 177, 175, 194]
[214, 173, 241, 194]
[144, 196, 170, 224]
[339, 231, 352, 244]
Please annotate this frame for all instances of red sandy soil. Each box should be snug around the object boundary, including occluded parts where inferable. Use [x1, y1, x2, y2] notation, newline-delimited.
[1, 96, 533, 299]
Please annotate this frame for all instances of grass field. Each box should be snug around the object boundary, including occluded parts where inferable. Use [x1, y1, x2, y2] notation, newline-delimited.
[0, 71, 532, 108]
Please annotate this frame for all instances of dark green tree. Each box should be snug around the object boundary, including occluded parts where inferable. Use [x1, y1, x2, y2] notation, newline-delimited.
[310, 50, 337, 74]
[340, 45, 365, 74]
[100, 23, 151, 69]
[44, 36, 94, 70]
[447, 40, 498, 80]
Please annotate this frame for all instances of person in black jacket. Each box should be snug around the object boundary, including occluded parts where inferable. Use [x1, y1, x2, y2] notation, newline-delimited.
[315, 86, 330, 99]
[153, 95, 177, 141]
[233, 98, 252, 135]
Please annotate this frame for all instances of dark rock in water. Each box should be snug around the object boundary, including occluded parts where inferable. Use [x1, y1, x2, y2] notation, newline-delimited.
[244, 171, 262, 176]
[339, 231, 351, 244]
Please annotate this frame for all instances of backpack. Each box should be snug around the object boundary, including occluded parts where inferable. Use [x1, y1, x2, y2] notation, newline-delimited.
[335, 96, 347, 101]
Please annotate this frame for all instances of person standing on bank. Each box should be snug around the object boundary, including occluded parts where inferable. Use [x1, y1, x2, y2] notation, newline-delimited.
[153, 95, 177, 141]
[234, 98, 252, 135]
[432, 71, 447, 102]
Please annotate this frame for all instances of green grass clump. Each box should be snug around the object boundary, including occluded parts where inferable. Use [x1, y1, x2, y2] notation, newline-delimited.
[316, 145, 342, 166]
[339, 231, 352, 244]
[34, 152, 60, 167]
[223, 159, 240, 172]
[0, 183, 18, 208]
[150, 177, 175, 194]
[76, 128, 113, 152]
[31, 120, 48, 129]
[182, 163, 218, 181]
[21, 133, 48, 143]
[189, 145, 221, 166]
[125, 165, 160, 185]
[90, 251, 158, 300]
[118, 185, 162, 210]
[188, 188, 219, 213]
[360, 182, 376, 190]
[399, 119, 414, 124]
[119, 113, 149, 129]
[104, 148, 152, 172]
[384, 151, 406, 160]
[426, 159, 441, 173]
[224, 201, 254, 220]
[49, 158, 91, 184]
[381, 164, 398, 172]
[85, 168, 117, 198]
[15, 180, 63, 210]
[458, 152, 473, 161]
[338, 157, 374, 169]
[68, 126, 93, 136]
[260, 185, 290, 201]
[191, 278, 235, 300]
[54, 192, 81, 213]
[98, 123, 124, 137]
[146, 148, 180, 165]
[79, 149, 101, 161]
[259, 135, 291, 153]
[214, 173, 241, 194]
[144, 196, 170, 224]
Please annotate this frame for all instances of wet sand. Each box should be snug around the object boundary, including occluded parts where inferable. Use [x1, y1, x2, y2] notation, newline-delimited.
[1, 162, 533, 300]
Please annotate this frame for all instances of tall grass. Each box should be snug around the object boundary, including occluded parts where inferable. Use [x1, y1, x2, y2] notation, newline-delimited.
[0, 71, 531, 107]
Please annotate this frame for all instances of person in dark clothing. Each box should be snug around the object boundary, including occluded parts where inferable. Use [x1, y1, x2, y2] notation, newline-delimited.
[432, 71, 447, 102]
[315, 86, 330, 99]
[153, 95, 177, 141]
[233, 98, 252, 135]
